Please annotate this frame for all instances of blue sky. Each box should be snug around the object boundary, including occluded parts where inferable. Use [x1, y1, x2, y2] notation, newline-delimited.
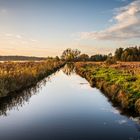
[0, 0, 139, 56]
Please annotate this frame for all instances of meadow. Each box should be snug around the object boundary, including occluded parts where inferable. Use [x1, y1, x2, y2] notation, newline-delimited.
[75, 62, 140, 115]
[0, 60, 64, 97]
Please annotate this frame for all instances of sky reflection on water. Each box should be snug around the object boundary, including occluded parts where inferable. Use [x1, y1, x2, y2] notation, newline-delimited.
[0, 65, 139, 140]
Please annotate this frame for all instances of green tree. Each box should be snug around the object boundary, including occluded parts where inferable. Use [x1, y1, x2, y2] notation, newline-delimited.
[115, 48, 123, 60]
[61, 48, 81, 61]
[90, 54, 107, 61]
[120, 51, 129, 61]
[55, 56, 60, 61]
[78, 54, 89, 61]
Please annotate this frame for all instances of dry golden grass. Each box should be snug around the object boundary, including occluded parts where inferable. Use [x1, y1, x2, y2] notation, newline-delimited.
[76, 61, 140, 74]
[0, 60, 64, 97]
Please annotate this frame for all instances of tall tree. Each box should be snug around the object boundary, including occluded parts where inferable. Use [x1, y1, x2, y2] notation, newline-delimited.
[61, 48, 81, 61]
[115, 48, 123, 60]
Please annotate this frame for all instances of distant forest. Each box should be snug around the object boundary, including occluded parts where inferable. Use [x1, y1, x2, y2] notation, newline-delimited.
[115, 47, 140, 61]
[61, 46, 140, 62]
[0, 56, 47, 61]
[1, 46, 140, 62]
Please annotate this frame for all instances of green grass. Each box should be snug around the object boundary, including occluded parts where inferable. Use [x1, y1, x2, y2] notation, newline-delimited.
[79, 65, 140, 100]
[75, 62, 140, 113]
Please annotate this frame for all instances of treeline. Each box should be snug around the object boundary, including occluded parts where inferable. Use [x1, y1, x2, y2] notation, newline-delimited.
[61, 47, 140, 62]
[115, 47, 140, 61]
[1, 47, 140, 62]
[61, 48, 107, 62]
[77, 54, 107, 61]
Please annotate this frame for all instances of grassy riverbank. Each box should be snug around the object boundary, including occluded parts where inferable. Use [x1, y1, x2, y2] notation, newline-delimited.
[0, 60, 64, 97]
[75, 62, 140, 115]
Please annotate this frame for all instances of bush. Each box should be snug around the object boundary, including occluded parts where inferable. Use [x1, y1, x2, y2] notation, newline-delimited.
[105, 57, 117, 65]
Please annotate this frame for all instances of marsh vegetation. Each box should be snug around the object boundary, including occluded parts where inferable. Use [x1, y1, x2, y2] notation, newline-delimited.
[0, 60, 64, 97]
[75, 62, 140, 115]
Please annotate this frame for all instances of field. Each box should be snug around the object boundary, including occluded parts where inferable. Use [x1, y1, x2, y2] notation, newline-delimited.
[0, 60, 64, 97]
[75, 61, 140, 114]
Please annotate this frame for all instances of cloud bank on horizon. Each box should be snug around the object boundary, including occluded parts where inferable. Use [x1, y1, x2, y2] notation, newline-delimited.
[81, 0, 140, 41]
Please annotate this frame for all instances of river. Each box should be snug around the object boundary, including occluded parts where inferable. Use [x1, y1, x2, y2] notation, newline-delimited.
[0, 64, 139, 140]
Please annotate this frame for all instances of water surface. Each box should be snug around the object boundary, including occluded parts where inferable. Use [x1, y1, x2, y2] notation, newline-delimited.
[0, 65, 140, 140]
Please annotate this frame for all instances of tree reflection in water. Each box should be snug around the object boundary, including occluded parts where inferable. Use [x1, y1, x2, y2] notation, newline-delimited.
[62, 63, 75, 76]
[0, 72, 57, 116]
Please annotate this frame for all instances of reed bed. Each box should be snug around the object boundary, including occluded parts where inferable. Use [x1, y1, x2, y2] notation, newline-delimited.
[0, 60, 64, 97]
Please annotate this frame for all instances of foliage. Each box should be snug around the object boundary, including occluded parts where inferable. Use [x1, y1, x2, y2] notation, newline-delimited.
[115, 46, 140, 61]
[105, 56, 117, 65]
[77, 54, 107, 62]
[61, 48, 81, 61]
[90, 54, 107, 61]
[78, 54, 89, 61]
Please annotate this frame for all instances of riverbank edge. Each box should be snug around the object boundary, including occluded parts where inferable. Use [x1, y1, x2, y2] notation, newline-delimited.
[75, 63, 140, 115]
[1, 62, 66, 98]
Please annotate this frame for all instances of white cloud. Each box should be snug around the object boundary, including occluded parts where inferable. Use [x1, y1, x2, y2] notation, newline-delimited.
[101, 108, 120, 114]
[116, 119, 127, 125]
[80, 0, 140, 41]
[2, 33, 39, 45]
